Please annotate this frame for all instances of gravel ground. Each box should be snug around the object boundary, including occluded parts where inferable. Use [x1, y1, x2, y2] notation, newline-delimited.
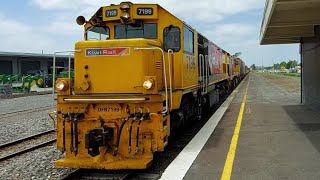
[0, 144, 74, 180]
[0, 109, 55, 144]
[0, 94, 56, 144]
[0, 94, 55, 114]
[0, 94, 73, 179]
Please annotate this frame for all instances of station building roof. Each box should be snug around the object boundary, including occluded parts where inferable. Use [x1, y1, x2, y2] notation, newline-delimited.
[0, 51, 73, 59]
[260, 0, 320, 45]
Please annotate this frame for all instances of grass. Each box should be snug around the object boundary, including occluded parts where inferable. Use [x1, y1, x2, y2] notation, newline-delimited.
[257, 72, 301, 93]
[257, 71, 301, 77]
[280, 73, 301, 77]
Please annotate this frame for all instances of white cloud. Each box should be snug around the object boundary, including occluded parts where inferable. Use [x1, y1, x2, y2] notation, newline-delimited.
[0, 13, 55, 53]
[28, 0, 266, 54]
[1, 0, 298, 66]
[0, 12, 83, 53]
[201, 22, 299, 67]
[24, 0, 266, 55]
[31, 0, 99, 9]
[204, 23, 257, 47]
[31, 0, 265, 22]
[42, 14, 82, 36]
[28, 0, 266, 55]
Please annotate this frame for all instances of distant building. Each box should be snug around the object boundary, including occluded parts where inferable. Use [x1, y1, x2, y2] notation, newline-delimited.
[0, 51, 74, 75]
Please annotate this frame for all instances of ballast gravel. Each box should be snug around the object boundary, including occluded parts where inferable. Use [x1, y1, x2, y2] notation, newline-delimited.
[0, 109, 55, 144]
[0, 94, 55, 115]
[0, 94, 70, 179]
[0, 144, 73, 180]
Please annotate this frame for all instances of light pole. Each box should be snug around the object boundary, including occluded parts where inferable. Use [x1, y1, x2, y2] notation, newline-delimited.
[262, 56, 264, 71]
[272, 57, 275, 72]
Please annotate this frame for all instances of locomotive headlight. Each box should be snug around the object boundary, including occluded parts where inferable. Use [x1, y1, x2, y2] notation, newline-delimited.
[143, 79, 154, 90]
[56, 80, 69, 91]
[120, 12, 130, 20]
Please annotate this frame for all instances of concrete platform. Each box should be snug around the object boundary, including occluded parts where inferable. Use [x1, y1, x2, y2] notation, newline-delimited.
[161, 73, 320, 180]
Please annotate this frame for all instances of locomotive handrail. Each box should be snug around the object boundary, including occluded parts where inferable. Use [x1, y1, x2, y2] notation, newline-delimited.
[134, 47, 169, 115]
[52, 50, 81, 99]
[205, 55, 209, 94]
[68, 52, 74, 78]
[167, 49, 173, 110]
[199, 54, 204, 81]
[199, 54, 205, 95]
[202, 54, 205, 94]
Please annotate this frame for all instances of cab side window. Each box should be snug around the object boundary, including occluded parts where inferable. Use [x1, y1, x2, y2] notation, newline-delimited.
[164, 26, 180, 52]
[184, 26, 194, 54]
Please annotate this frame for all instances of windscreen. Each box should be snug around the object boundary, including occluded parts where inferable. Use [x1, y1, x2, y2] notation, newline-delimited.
[86, 26, 110, 40]
[115, 23, 157, 39]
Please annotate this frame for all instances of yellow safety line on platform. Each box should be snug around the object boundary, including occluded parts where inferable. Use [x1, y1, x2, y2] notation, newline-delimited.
[221, 79, 250, 180]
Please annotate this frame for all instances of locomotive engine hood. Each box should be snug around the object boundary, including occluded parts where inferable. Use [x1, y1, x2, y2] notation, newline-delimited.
[73, 39, 163, 95]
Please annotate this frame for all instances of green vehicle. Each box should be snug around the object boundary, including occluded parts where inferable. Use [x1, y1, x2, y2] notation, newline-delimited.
[26, 70, 50, 88]
[30, 67, 74, 88]
[12, 75, 38, 93]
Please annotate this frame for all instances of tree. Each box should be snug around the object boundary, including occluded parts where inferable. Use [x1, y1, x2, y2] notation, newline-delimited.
[234, 52, 242, 57]
[280, 61, 287, 69]
[265, 66, 273, 70]
[286, 60, 293, 69]
[292, 60, 298, 67]
[250, 64, 256, 70]
[286, 60, 298, 69]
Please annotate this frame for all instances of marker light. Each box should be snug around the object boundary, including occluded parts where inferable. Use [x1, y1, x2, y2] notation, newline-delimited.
[56, 80, 69, 91]
[143, 80, 154, 90]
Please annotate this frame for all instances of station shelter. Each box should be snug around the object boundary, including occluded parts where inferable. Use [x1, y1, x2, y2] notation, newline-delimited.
[260, 0, 320, 110]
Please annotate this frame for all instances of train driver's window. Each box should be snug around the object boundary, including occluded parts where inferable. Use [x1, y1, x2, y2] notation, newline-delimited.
[164, 26, 180, 52]
[86, 26, 110, 40]
[184, 26, 194, 54]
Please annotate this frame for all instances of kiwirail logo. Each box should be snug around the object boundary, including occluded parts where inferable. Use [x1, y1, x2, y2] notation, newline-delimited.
[85, 47, 130, 56]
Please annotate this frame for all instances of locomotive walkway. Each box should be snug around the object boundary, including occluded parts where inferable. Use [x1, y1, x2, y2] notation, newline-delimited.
[161, 73, 320, 180]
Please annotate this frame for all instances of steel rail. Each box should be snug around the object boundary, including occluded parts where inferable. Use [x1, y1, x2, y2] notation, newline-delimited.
[0, 129, 55, 149]
[0, 138, 56, 161]
[60, 169, 80, 180]
[61, 169, 134, 180]
[0, 105, 54, 117]
[120, 171, 134, 180]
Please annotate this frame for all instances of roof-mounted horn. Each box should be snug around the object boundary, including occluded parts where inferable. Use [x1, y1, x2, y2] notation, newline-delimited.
[76, 16, 86, 25]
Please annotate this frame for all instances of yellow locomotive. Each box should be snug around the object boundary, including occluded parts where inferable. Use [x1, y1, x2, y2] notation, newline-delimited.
[53, 2, 247, 169]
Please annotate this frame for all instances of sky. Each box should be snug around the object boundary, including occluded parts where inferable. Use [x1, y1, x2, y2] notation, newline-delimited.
[0, 0, 299, 67]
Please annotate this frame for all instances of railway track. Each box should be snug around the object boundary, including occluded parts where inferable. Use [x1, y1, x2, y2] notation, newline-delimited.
[62, 169, 160, 180]
[0, 129, 56, 161]
[0, 105, 54, 119]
